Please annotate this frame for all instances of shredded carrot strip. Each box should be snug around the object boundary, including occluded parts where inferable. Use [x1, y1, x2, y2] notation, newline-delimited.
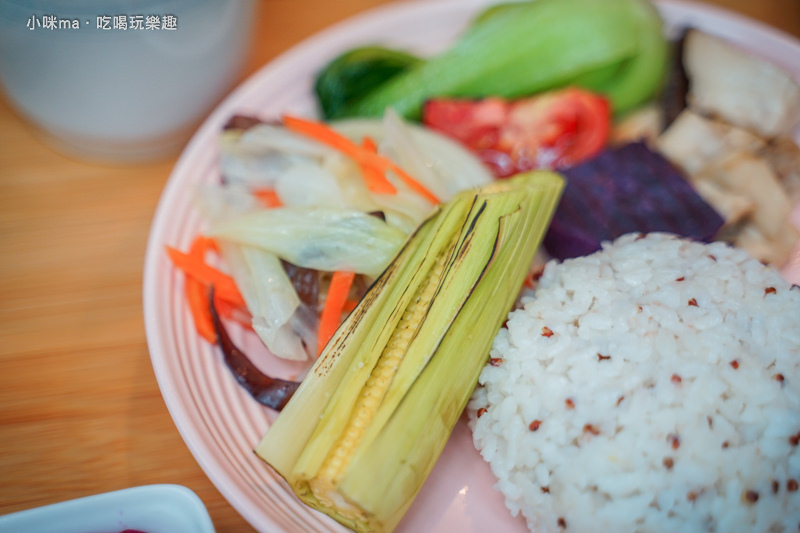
[384, 160, 440, 204]
[253, 188, 283, 208]
[282, 114, 438, 204]
[172, 237, 221, 342]
[166, 244, 246, 308]
[317, 270, 356, 356]
[283, 114, 356, 153]
[360, 136, 378, 153]
[185, 277, 216, 342]
[359, 136, 397, 194]
[215, 297, 253, 329]
[188, 237, 218, 342]
[169, 236, 253, 343]
[342, 299, 359, 314]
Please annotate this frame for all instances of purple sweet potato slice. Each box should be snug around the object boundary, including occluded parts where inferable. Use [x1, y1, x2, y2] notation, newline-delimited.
[543, 141, 724, 259]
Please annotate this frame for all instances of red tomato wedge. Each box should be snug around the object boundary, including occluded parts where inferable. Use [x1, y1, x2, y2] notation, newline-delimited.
[422, 87, 610, 177]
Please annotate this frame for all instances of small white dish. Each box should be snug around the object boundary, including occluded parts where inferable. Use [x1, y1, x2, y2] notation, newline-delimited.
[0, 484, 215, 533]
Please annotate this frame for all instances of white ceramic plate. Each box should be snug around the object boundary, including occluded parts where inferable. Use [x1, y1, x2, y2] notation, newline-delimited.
[143, 1, 800, 531]
[0, 484, 214, 533]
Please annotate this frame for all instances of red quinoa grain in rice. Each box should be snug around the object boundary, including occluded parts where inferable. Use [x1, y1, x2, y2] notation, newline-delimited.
[468, 232, 800, 533]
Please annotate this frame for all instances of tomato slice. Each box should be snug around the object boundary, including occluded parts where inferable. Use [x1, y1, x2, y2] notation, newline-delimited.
[423, 88, 610, 177]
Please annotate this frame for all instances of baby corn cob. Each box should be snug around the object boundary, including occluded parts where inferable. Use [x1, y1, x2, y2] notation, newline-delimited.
[256, 171, 564, 532]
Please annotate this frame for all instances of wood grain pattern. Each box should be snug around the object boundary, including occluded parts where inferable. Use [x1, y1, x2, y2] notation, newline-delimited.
[1, 1, 798, 532]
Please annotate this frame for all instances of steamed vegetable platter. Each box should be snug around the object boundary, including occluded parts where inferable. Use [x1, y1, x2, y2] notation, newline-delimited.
[164, 0, 800, 531]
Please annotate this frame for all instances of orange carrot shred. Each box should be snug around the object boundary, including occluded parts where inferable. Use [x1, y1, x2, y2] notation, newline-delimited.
[360, 136, 377, 152]
[356, 136, 397, 194]
[167, 246, 246, 307]
[169, 236, 253, 343]
[362, 166, 397, 195]
[185, 277, 217, 343]
[317, 270, 356, 356]
[342, 299, 360, 314]
[283, 114, 356, 153]
[253, 188, 283, 208]
[385, 161, 440, 204]
[282, 114, 438, 203]
[359, 137, 397, 195]
[184, 236, 223, 342]
[188, 234, 219, 257]
[215, 296, 253, 330]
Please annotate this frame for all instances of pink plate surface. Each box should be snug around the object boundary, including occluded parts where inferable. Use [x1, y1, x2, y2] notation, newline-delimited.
[143, 1, 800, 531]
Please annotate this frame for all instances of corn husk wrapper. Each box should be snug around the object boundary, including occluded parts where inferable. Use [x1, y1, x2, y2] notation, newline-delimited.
[256, 171, 564, 532]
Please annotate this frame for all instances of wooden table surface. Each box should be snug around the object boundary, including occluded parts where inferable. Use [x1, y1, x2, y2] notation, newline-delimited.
[1, 1, 798, 531]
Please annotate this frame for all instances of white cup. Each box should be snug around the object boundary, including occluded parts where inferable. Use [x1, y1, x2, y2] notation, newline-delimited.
[0, 0, 256, 162]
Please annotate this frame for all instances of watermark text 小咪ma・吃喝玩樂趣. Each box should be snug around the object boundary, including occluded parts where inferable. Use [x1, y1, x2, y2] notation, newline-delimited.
[26, 14, 178, 31]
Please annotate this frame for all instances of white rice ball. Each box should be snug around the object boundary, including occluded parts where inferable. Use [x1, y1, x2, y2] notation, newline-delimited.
[469, 233, 800, 532]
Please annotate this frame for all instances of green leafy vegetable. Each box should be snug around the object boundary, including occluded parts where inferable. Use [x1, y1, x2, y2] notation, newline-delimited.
[314, 46, 422, 120]
[583, 0, 668, 112]
[333, 0, 667, 119]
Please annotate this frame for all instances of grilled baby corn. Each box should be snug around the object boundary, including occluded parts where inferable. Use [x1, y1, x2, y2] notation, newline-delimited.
[256, 171, 564, 532]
